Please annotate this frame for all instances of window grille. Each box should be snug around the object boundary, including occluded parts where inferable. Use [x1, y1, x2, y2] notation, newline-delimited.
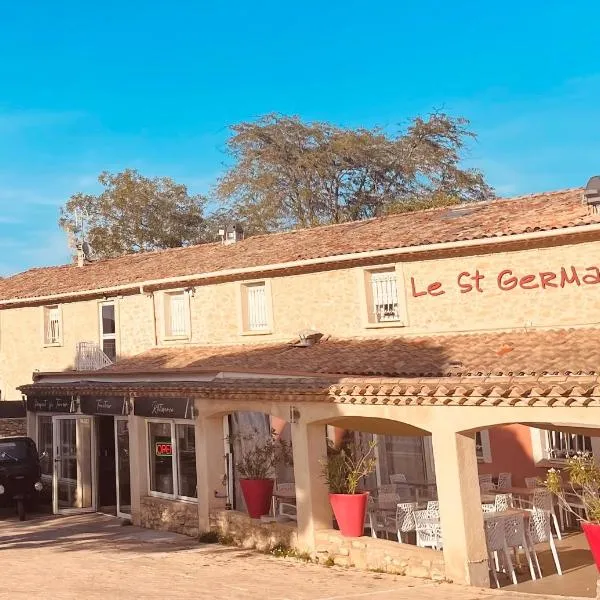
[546, 430, 592, 459]
[371, 271, 400, 322]
[45, 306, 61, 344]
[247, 284, 268, 330]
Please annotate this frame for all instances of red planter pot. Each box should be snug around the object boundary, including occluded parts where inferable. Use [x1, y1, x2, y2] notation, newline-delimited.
[582, 522, 600, 570]
[240, 479, 274, 519]
[329, 492, 369, 537]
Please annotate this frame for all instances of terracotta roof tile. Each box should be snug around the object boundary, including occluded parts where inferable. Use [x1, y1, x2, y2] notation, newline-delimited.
[0, 187, 595, 302]
[98, 328, 600, 378]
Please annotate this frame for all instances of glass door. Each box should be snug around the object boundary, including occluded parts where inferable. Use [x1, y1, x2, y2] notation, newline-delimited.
[52, 416, 96, 514]
[115, 417, 131, 518]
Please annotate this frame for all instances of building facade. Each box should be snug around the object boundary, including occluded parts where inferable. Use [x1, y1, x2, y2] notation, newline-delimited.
[3, 186, 600, 586]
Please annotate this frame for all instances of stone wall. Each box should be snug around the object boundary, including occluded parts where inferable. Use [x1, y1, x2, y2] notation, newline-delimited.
[0, 418, 26, 437]
[138, 496, 199, 537]
[209, 510, 298, 551]
[314, 530, 446, 580]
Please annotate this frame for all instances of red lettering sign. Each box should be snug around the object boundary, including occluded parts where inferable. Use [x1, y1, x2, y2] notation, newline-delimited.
[155, 442, 172, 457]
[410, 265, 600, 299]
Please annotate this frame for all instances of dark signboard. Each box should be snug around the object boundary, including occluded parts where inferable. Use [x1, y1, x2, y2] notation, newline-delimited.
[0, 401, 26, 418]
[80, 396, 127, 416]
[26, 396, 73, 413]
[134, 397, 192, 420]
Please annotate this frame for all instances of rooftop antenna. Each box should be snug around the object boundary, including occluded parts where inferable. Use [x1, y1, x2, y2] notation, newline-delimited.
[74, 209, 94, 266]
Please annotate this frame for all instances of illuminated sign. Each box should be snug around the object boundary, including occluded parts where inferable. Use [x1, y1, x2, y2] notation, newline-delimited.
[155, 442, 173, 457]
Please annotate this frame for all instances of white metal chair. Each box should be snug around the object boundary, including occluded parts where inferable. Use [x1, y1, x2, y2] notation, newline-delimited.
[271, 482, 295, 516]
[377, 492, 401, 510]
[390, 473, 407, 484]
[497, 473, 512, 489]
[426, 500, 439, 511]
[525, 477, 540, 489]
[503, 513, 538, 581]
[495, 493, 513, 512]
[279, 502, 297, 521]
[390, 502, 417, 543]
[414, 509, 443, 550]
[484, 515, 517, 588]
[532, 488, 562, 540]
[528, 507, 562, 576]
[479, 474, 494, 487]
[482, 503, 496, 513]
[366, 496, 388, 539]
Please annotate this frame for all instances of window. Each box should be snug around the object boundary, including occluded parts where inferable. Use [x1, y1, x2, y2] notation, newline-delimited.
[43, 305, 62, 345]
[99, 302, 117, 362]
[546, 430, 592, 459]
[147, 420, 196, 499]
[476, 430, 492, 463]
[240, 281, 271, 333]
[363, 267, 406, 326]
[164, 291, 189, 338]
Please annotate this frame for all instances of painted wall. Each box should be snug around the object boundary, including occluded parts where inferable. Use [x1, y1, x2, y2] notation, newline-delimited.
[477, 425, 539, 487]
[1, 236, 600, 397]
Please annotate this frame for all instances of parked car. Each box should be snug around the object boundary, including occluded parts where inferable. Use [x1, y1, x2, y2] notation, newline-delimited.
[0, 437, 43, 520]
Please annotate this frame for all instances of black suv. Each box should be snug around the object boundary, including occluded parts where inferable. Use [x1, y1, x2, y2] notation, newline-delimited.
[0, 437, 43, 520]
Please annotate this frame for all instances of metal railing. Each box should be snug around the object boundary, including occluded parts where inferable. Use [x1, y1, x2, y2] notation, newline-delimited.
[74, 341, 113, 371]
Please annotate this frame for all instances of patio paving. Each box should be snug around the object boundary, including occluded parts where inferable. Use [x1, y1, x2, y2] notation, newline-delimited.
[0, 512, 594, 600]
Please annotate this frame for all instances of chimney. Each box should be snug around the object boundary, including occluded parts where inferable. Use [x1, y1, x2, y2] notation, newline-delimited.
[76, 243, 85, 268]
[219, 224, 244, 245]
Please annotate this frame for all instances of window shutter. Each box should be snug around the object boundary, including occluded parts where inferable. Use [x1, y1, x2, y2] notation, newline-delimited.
[247, 284, 268, 330]
[169, 293, 187, 337]
[371, 271, 400, 322]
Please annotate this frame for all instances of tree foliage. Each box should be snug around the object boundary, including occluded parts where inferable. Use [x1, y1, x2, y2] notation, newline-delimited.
[59, 169, 209, 258]
[216, 113, 493, 233]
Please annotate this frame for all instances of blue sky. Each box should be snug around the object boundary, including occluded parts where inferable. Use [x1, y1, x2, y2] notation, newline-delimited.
[1, 0, 600, 275]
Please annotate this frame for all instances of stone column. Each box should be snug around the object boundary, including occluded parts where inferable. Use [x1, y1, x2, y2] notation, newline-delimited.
[432, 428, 489, 587]
[291, 421, 332, 550]
[196, 415, 228, 532]
[128, 413, 147, 526]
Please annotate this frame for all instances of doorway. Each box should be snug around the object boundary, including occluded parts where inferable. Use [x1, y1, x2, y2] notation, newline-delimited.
[52, 416, 96, 514]
[114, 417, 131, 518]
[97, 416, 117, 514]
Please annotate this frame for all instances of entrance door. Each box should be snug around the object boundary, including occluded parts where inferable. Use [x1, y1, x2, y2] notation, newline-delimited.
[114, 417, 131, 518]
[52, 416, 96, 514]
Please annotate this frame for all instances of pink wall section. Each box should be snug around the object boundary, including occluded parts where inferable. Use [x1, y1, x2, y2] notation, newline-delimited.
[477, 424, 548, 486]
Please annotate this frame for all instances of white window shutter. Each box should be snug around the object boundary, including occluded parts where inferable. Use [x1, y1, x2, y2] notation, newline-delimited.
[371, 271, 400, 322]
[169, 293, 187, 336]
[247, 284, 268, 330]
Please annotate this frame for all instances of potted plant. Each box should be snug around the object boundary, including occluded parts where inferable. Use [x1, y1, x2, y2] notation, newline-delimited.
[227, 428, 292, 519]
[321, 440, 377, 537]
[545, 452, 600, 569]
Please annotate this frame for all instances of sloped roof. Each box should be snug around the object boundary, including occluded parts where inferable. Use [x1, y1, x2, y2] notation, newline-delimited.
[0, 187, 596, 303]
[97, 328, 600, 378]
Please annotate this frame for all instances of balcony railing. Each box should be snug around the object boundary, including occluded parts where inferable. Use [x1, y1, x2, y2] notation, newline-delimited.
[75, 341, 113, 371]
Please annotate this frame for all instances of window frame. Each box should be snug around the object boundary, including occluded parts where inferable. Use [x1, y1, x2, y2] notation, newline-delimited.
[162, 290, 191, 341]
[360, 265, 408, 329]
[98, 300, 118, 362]
[475, 430, 492, 463]
[145, 418, 197, 502]
[238, 279, 273, 336]
[42, 304, 63, 347]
